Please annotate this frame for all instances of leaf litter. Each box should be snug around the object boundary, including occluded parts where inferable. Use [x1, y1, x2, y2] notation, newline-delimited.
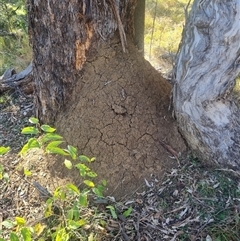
[0, 92, 240, 240]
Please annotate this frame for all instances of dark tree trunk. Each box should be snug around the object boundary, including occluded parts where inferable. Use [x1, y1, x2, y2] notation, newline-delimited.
[28, 0, 186, 197]
[173, 0, 240, 170]
[28, 0, 138, 123]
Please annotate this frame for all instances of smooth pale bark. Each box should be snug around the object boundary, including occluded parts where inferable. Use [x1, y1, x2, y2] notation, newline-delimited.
[0, 64, 33, 94]
[173, 0, 240, 169]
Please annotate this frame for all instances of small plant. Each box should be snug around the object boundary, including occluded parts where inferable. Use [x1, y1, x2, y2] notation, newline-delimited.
[20, 117, 106, 197]
[0, 117, 108, 241]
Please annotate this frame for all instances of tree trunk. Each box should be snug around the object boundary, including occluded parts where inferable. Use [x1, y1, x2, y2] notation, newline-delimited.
[173, 0, 240, 170]
[28, 0, 138, 123]
[133, 0, 145, 53]
[28, 0, 186, 197]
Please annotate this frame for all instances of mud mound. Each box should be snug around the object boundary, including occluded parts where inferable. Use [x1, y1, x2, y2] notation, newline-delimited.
[55, 41, 186, 199]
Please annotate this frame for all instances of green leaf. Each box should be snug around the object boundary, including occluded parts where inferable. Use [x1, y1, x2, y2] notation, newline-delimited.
[67, 209, 73, 220]
[106, 206, 117, 219]
[72, 203, 80, 220]
[46, 141, 63, 148]
[67, 219, 85, 230]
[92, 187, 102, 197]
[10, 233, 19, 241]
[99, 220, 107, 227]
[67, 145, 77, 160]
[55, 228, 69, 241]
[66, 183, 80, 195]
[76, 219, 86, 227]
[24, 169, 32, 177]
[79, 193, 88, 207]
[34, 223, 46, 237]
[44, 201, 53, 218]
[53, 187, 66, 200]
[102, 180, 107, 186]
[0, 164, 4, 179]
[79, 155, 90, 162]
[90, 157, 96, 162]
[67, 203, 80, 220]
[0, 146, 10, 155]
[46, 141, 69, 156]
[40, 124, 56, 133]
[2, 220, 15, 229]
[21, 127, 39, 135]
[27, 138, 40, 149]
[19, 143, 28, 156]
[46, 147, 69, 156]
[15, 217, 25, 226]
[86, 171, 97, 178]
[41, 133, 63, 143]
[84, 180, 95, 188]
[123, 206, 132, 218]
[19, 138, 40, 156]
[64, 159, 72, 169]
[29, 117, 39, 124]
[88, 232, 94, 241]
[92, 184, 105, 197]
[21, 227, 31, 241]
[75, 163, 90, 177]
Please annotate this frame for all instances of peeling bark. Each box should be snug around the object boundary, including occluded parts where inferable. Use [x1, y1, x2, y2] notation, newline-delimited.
[173, 0, 240, 169]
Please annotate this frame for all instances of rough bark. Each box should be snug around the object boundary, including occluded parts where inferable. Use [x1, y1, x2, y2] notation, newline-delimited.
[28, 0, 186, 197]
[173, 0, 240, 169]
[28, 0, 138, 123]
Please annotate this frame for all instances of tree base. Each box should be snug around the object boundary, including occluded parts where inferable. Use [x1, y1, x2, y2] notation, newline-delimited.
[55, 41, 186, 198]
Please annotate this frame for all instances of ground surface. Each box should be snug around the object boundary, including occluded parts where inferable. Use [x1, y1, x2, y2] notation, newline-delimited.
[56, 41, 186, 199]
[0, 75, 240, 240]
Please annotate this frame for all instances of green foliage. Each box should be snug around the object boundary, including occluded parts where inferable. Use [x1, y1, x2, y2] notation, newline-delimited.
[145, 0, 191, 67]
[0, 146, 10, 155]
[106, 205, 133, 220]
[0, 0, 191, 75]
[0, 0, 31, 75]
[106, 206, 118, 219]
[0, 118, 240, 240]
[21, 127, 39, 135]
[0, 117, 110, 240]
[123, 206, 133, 218]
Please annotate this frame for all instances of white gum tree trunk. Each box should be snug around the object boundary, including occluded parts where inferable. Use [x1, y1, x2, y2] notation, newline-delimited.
[173, 0, 240, 169]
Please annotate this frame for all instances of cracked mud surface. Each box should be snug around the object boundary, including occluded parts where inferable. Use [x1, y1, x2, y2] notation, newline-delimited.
[56, 41, 186, 199]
